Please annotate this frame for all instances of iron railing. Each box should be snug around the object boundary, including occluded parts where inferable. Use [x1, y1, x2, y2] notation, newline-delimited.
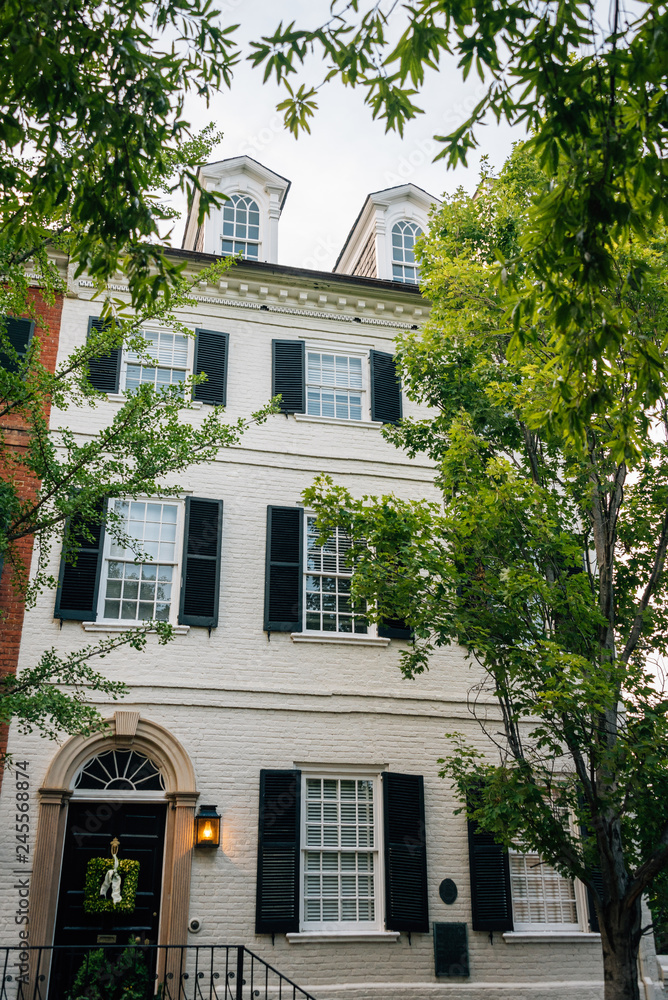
[0, 944, 317, 1000]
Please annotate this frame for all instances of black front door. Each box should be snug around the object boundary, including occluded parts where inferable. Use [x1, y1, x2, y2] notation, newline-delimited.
[49, 801, 166, 999]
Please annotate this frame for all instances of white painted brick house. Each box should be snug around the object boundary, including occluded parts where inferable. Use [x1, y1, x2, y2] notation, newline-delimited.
[1, 155, 654, 999]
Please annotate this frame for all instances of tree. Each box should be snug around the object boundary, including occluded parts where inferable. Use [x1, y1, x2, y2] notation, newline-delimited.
[0, 3, 284, 756]
[0, 0, 239, 310]
[0, 250, 277, 757]
[249, 0, 668, 458]
[304, 146, 668, 1000]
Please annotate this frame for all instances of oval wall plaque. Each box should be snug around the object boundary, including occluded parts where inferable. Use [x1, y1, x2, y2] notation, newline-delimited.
[439, 878, 458, 905]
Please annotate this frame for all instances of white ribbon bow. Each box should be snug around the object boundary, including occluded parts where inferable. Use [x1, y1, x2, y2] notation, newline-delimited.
[100, 854, 122, 905]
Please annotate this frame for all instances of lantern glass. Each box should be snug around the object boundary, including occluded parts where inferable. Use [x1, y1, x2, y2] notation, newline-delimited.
[194, 805, 221, 848]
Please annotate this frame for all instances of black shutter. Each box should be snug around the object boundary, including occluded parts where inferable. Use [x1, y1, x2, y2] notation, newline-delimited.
[586, 872, 603, 933]
[370, 350, 402, 424]
[579, 810, 603, 932]
[87, 317, 121, 392]
[467, 819, 513, 931]
[255, 769, 301, 934]
[54, 500, 106, 621]
[272, 340, 305, 413]
[264, 506, 303, 632]
[193, 329, 229, 405]
[1, 316, 34, 374]
[378, 616, 412, 640]
[382, 771, 429, 932]
[178, 497, 223, 627]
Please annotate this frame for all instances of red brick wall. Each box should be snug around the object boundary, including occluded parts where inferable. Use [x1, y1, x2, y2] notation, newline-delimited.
[0, 290, 64, 780]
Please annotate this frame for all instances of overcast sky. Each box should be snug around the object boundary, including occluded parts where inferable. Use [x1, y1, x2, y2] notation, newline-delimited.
[175, 0, 525, 270]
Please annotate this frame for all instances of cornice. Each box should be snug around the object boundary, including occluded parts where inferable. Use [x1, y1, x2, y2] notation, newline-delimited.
[74, 262, 428, 330]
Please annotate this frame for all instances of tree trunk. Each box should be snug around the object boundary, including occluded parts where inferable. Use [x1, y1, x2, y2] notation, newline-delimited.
[599, 896, 643, 1000]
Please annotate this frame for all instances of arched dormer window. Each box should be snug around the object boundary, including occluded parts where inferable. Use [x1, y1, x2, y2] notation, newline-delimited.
[221, 194, 261, 260]
[391, 220, 422, 284]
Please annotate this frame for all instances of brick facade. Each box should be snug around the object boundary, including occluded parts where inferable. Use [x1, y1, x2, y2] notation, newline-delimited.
[0, 290, 64, 782]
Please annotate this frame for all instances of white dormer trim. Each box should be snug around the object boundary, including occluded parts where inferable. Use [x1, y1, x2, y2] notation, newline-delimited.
[182, 156, 291, 264]
[334, 184, 440, 283]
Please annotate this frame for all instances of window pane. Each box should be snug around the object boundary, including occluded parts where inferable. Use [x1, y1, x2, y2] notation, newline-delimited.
[349, 357, 362, 387]
[307, 391, 321, 417]
[321, 392, 335, 418]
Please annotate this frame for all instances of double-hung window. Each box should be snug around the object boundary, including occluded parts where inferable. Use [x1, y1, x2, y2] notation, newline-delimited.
[85, 318, 230, 407]
[265, 507, 410, 640]
[468, 807, 589, 934]
[255, 768, 428, 937]
[55, 496, 223, 629]
[306, 351, 363, 421]
[99, 500, 180, 623]
[272, 341, 402, 424]
[508, 851, 579, 931]
[304, 516, 367, 635]
[124, 329, 189, 393]
[302, 774, 380, 930]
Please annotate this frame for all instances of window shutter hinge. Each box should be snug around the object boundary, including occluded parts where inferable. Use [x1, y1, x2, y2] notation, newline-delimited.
[489, 931, 494, 945]
[59, 617, 64, 630]
[208, 626, 212, 638]
[267, 629, 271, 643]
[407, 931, 412, 946]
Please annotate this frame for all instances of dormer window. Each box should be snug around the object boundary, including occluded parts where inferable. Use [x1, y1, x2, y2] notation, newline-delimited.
[391, 220, 422, 284]
[221, 194, 260, 259]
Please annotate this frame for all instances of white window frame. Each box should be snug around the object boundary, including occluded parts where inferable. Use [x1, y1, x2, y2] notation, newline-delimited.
[299, 769, 384, 934]
[119, 324, 195, 395]
[303, 512, 379, 639]
[220, 193, 261, 260]
[508, 848, 584, 933]
[96, 498, 185, 626]
[305, 343, 368, 423]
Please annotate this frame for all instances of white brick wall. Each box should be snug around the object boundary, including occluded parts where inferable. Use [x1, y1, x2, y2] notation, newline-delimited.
[0, 264, 621, 999]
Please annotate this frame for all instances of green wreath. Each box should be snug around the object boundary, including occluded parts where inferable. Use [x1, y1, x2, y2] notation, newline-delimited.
[83, 857, 140, 914]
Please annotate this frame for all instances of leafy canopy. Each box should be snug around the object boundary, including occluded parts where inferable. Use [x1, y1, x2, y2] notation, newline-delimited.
[304, 147, 668, 975]
[249, 0, 668, 458]
[0, 0, 240, 309]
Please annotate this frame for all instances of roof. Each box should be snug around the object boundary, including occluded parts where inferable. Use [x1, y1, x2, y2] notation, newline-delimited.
[199, 155, 292, 210]
[167, 245, 425, 296]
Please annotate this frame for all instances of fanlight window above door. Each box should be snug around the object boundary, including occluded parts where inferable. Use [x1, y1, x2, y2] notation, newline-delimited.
[74, 749, 165, 791]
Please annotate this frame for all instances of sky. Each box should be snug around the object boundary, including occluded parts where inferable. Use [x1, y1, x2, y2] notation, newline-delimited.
[174, 0, 525, 271]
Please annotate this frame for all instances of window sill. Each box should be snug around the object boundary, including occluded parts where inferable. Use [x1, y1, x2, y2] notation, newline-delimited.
[105, 393, 203, 409]
[293, 414, 381, 429]
[502, 931, 600, 944]
[82, 622, 190, 635]
[286, 932, 400, 945]
[291, 632, 390, 647]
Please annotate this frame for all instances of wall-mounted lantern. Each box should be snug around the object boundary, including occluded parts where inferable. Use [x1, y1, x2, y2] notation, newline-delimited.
[194, 804, 221, 848]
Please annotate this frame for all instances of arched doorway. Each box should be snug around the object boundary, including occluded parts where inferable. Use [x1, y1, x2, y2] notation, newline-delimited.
[30, 712, 199, 973]
[51, 748, 168, 995]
